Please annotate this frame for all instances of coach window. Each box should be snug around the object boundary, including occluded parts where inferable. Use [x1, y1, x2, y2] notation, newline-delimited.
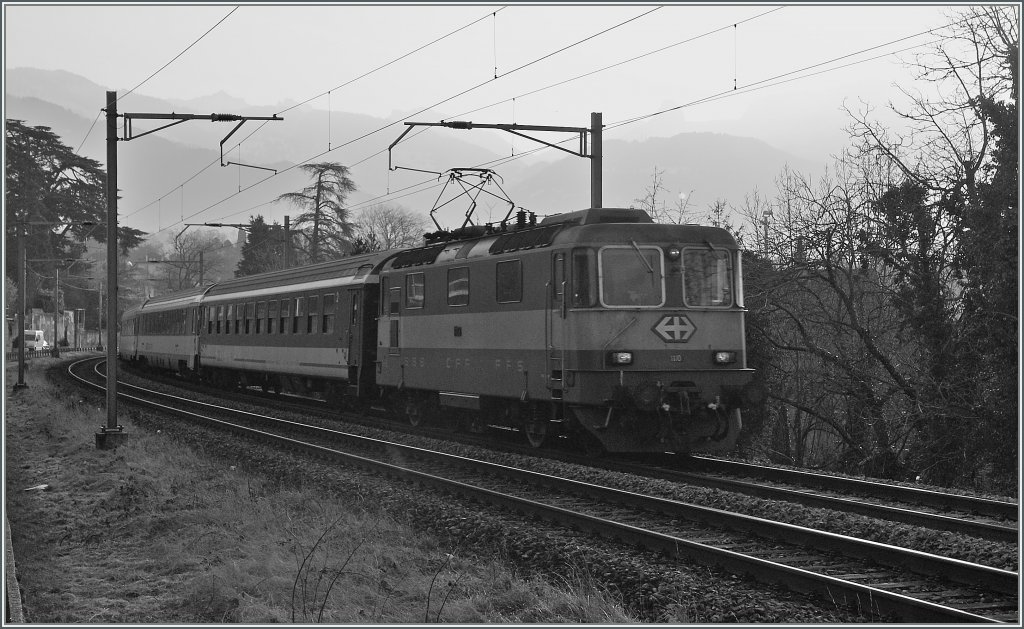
[495, 260, 522, 304]
[448, 267, 470, 306]
[244, 302, 253, 334]
[294, 297, 305, 334]
[225, 304, 234, 334]
[599, 245, 665, 307]
[236, 303, 244, 335]
[281, 298, 291, 334]
[268, 300, 278, 334]
[322, 293, 336, 334]
[571, 248, 597, 307]
[307, 295, 319, 334]
[682, 248, 732, 307]
[405, 273, 425, 309]
[256, 302, 266, 334]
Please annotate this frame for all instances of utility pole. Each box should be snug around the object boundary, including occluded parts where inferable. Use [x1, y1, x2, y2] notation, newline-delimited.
[75, 308, 83, 350]
[98, 92, 283, 449]
[14, 224, 27, 390]
[25, 258, 90, 358]
[52, 265, 60, 358]
[390, 112, 604, 209]
[284, 215, 291, 269]
[100, 90, 124, 449]
[96, 280, 103, 351]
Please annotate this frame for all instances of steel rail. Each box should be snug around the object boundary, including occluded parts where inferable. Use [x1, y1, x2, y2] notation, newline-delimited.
[594, 459, 1019, 543]
[89, 364, 1020, 593]
[117, 361, 1017, 543]
[71, 358, 1017, 623]
[691, 456, 1018, 521]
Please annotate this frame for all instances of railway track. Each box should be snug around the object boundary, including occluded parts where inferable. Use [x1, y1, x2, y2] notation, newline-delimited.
[118, 361, 1019, 545]
[73, 358, 1019, 623]
[687, 455, 1019, 521]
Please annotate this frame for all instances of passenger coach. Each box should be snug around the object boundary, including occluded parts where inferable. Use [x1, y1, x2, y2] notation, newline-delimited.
[119, 285, 208, 372]
[197, 252, 390, 398]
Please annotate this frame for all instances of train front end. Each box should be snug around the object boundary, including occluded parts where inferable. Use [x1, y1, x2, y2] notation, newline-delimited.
[554, 213, 755, 453]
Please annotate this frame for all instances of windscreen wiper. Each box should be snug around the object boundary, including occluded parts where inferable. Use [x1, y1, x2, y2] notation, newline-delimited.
[629, 240, 655, 274]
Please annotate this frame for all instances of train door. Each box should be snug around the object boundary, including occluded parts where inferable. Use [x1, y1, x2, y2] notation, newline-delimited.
[346, 287, 380, 396]
[386, 284, 401, 357]
[547, 252, 567, 401]
[346, 288, 360, 368]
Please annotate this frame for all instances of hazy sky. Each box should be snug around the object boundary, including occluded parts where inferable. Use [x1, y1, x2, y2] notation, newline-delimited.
[5, 2, 959, 161]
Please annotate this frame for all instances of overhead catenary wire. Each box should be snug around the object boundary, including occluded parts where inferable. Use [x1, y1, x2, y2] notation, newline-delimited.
[74, 6, 240, 152]
[439, 6, 784, 123]
[125, 5, 510, 223]
[344, 30, 965, 215]
[139, 9, 979, 242]
[139, 5, 666, 239]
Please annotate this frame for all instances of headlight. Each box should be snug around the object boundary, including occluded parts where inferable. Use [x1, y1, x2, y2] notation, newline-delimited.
[606, 351, 633, 365]
[713, 351, 737, 365]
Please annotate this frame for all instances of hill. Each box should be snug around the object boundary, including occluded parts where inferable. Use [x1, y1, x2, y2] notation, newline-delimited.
[5, 67, 816, 236]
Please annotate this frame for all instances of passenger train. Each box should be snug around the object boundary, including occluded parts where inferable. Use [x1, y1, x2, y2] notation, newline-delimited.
[120, 207, 755, 454]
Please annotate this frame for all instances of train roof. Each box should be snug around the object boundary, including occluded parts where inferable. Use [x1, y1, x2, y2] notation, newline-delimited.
[383, 207, 739, 270]
[202, 249, 397, 302]
[124, 285, 211, 316]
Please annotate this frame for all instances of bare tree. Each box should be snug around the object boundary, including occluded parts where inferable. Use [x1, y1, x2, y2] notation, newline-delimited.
[747, 157, 922, 478]
[838, 6, 1018, 488]
[145, 230, 233, 294]
[631, 166, 694, 224]
[351, 204, 427, 252]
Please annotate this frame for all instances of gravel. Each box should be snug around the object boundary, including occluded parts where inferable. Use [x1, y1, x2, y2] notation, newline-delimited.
[113, 370, 874, 622]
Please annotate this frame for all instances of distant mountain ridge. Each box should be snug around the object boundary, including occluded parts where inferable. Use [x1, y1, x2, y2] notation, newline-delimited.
[5, 67, 814, 238]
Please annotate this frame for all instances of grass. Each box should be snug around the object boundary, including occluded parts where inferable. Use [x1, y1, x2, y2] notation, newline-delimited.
[4, 362, 637, 623]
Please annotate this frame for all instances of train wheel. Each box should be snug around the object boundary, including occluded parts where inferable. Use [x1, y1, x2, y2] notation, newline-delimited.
[404, 396, 425, 427]
[524, 417, 548, 448]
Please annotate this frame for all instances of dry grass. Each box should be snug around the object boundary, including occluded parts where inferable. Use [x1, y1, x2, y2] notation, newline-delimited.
[4, 363, 636, 623]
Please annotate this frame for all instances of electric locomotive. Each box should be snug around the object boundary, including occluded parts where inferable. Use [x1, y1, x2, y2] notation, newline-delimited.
[119, 207, 754, 455]
[375, 207, 753, 453]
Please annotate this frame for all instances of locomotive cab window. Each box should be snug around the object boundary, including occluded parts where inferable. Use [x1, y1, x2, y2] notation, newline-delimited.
[682, 248, 733, 307]
[598, 245, 665, 307]
[571, 248, 597, 307]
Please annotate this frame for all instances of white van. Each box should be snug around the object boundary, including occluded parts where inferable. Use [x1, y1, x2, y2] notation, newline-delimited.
[20, 330, 49, 350]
